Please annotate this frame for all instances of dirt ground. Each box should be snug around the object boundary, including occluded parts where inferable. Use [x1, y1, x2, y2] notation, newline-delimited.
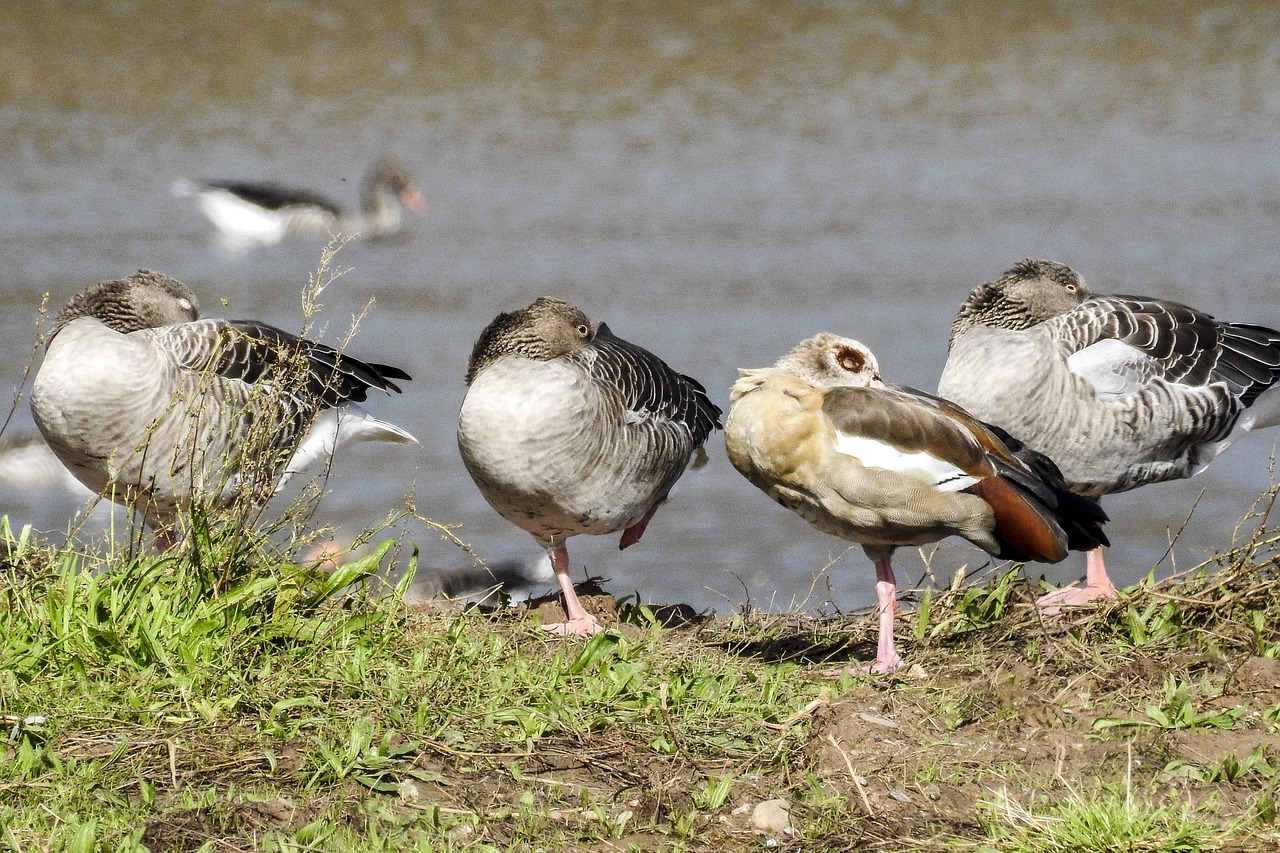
[132, 574, 1280, 851]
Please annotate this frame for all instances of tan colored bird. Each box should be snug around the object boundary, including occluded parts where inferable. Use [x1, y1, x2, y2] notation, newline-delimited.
[725, 333, 1108, 673]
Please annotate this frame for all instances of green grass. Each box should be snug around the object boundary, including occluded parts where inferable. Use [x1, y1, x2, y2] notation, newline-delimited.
[0, 516, 831, 851]
[1093, 674, 1247, 733]
[5, 505, 1280, 850]
[975, 783, 1225, 853]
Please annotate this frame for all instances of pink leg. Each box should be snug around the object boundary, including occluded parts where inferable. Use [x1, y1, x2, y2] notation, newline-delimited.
[541, 544, 603, 637]
[870, 557, 904, 674]
[1036, 547, 1118, 615]
[819, 556, 905, 678]
[619, 503, 660, 550]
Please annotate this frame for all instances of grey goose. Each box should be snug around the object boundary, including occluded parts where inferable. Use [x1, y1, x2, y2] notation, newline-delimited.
[725, 333, 1107, 673]
[457, 297, 722, 637]
[172, 159, 426, 247]
[938, 258, 1280, 610]
[30, 270, 417, 547]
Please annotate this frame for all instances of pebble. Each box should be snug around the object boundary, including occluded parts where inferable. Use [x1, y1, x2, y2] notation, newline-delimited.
[751, 799, 793, 836]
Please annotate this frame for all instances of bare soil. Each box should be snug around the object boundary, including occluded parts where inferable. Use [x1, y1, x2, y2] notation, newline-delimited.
[134, 574, 1280, 851]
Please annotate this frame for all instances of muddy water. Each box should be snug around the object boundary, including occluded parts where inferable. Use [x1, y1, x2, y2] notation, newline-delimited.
[2, 2, 1279, 612]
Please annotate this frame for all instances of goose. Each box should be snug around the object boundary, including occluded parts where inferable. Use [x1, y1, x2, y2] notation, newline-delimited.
[457, 297, 722, 637]
[0, 432, 94, 499]
[172, 159, 426, 246]
[30, 270, 418, 547]
[938, 258, 1280, 610]
[725, 333, 1108, 673]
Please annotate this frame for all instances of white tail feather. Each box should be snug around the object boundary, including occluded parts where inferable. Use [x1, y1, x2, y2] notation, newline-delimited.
[1239, 384, 1280, 433]
[170, 177, 199, 198]
[1193, 384, 1280, 476]
[275, 405, 418, 493]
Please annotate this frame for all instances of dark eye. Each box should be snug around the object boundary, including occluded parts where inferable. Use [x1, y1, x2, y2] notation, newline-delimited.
[576, 324, 590, 337]
[836, 346, 865, 373]
[1065, 284, 1077, 292]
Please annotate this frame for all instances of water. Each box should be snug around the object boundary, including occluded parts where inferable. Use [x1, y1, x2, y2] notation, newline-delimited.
[2, 1, 1279, 613]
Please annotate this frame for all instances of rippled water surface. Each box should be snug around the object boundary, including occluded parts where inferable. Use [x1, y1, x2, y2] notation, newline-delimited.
[3, 1, 1280, 612]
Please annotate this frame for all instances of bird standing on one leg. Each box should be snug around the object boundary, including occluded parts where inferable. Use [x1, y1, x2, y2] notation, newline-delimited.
[725, 333, 1108, 673]
[938, 259, 1280, 611]
[457, 297, 721, 637]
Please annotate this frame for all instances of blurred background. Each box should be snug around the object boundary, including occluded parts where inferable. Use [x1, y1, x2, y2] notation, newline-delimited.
[1, 1, 1278, 613]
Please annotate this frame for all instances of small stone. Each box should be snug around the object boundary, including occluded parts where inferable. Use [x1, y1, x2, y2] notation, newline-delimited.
[751, 799, 793, 836]
[397, 779, 423, 802]
[888, 788, 912, 803]
[857, 712, 898, 729]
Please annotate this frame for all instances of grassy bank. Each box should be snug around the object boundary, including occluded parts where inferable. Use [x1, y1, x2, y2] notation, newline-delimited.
[3, 512, 1280, 852]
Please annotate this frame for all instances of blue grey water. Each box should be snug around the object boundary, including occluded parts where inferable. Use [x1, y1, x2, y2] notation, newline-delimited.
[2, 3, 1279, 613]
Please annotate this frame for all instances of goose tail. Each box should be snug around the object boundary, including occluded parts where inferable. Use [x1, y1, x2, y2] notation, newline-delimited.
[275, 405, 418, 493]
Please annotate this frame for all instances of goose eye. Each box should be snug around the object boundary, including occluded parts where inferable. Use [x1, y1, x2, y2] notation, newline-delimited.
[576, 324, 591, 337]
[836, 346, 866, 373]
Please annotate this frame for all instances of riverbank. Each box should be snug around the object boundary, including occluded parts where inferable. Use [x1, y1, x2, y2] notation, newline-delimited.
[3, 516, 1279, 851]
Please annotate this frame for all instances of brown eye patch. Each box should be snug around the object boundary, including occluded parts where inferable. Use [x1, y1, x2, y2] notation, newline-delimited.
[837, 346, 866, 373]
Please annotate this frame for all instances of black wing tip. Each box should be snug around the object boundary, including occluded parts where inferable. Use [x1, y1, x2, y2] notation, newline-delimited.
[224, 319, 410, 398]
[365, 362, 413, 393]
[984, 422, 1110, 553]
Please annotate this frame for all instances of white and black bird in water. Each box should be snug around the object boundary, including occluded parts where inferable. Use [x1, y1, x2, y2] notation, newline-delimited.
[938, 258, 1280, 611]
[457, 297, 722, 637]
[30, 270, 417, 548]
[725, 333, 1108, 674]
[172, 159, 426, 248]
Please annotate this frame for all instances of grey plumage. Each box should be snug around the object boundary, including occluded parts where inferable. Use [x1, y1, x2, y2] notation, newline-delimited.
[30, 270, 416, 540]
[173, 159, 426, 245]
[940, 258, 1280, 498]
[573, 322, 720, 444]
[939, 257, 1280, 609]
[457, 296, 720, 636]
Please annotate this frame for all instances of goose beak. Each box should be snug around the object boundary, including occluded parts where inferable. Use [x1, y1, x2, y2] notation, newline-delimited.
[400, 185, 427, 213]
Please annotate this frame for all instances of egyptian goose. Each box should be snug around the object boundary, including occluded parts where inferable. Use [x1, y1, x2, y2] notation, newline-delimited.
[30, 270, 417, 547]
[938, 258, 1280, 610]
[172, 159, 426, 246]
[457, 297, 722, 637]
[725, 333, 1108, 673]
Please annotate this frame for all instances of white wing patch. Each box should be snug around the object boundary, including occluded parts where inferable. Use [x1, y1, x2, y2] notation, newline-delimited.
[196, 190, 289, 243]
[1066, 338, 1155, 400]
[833, 432, 978, 492]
